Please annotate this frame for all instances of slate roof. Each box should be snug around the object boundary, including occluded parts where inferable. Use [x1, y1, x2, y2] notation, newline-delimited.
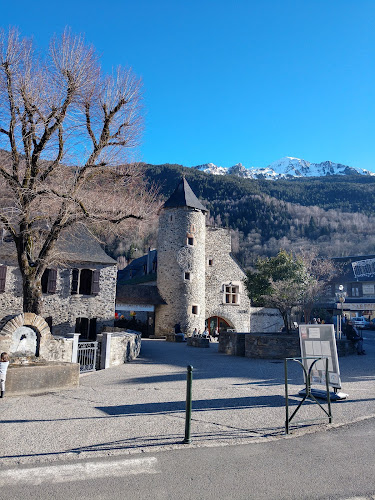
[0, 226, 116, 266]
[163, 177, 207, 212]
[117, 250, 157, 284]
[116, 284, 166, 305]
[57, 226, 116, 265]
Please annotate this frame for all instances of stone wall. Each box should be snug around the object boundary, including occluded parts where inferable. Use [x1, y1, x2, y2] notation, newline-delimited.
[0, 263, 117, 336]
[99, 328, 142, 366]
[205, 228, 250, 332]
[6, 362, 80, 396]
[109, 332, 141, 365]
[156, 206, 206, 336]
[219, 331, 357, 359]
[219, 332, 301, 359]
[249, 307, 284, 333]
[245, 333, 301, 359]
[218, 331, 246, 356]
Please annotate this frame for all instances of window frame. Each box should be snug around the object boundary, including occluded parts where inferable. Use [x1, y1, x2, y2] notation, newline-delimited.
[71, 268, 100, 296]
[186, 233, 195, 246]
[222, 282, 240, 305]
[41, 268, 57, 294]
[191, 304, 199, 315]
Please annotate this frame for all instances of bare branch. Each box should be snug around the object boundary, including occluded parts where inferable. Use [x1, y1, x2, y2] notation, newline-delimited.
[0, 26, 156, 314]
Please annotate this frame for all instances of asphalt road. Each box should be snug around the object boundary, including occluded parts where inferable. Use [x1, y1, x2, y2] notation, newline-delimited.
[1, 416, 374, 500]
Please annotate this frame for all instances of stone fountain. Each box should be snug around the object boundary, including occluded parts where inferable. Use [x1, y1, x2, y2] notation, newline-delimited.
[0, 313, 79, 396]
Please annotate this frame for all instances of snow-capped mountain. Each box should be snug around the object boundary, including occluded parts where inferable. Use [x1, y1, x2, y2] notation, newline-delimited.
[192, 157, 375, 180]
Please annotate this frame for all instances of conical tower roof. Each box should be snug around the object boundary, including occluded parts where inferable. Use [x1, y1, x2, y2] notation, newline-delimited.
[163, 177, 207, 212]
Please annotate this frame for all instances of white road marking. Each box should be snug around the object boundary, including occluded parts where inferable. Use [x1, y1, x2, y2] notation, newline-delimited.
[339, 497, 375, 500]
[0, 457, 160, 486]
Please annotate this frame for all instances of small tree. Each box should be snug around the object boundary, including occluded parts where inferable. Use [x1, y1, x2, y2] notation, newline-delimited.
[245, 250, 313, 333]
[0, 27, 157, 314]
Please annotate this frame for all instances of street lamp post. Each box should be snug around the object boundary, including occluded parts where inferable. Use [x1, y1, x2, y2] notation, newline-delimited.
[336, 285, 346, 340]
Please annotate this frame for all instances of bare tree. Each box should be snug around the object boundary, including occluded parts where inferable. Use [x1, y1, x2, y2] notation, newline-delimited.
[0, 27, 157, 314]
[298, 250, 338, 322]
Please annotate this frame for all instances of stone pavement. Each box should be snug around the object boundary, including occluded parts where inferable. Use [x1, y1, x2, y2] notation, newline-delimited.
[1, 332, 375, 467]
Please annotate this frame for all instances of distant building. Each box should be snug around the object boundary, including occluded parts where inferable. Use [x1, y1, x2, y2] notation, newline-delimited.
[321, 255, 375, 320]
[117, 177, 251, 336]
[0, 228, 117, 338]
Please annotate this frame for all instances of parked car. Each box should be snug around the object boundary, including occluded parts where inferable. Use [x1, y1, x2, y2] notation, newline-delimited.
[352, 316, 370, 329]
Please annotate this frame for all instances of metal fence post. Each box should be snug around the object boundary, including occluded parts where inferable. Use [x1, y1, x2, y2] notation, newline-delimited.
[183, 365, 193, 444]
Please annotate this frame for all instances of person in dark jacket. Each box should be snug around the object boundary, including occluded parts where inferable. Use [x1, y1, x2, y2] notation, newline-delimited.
[345, 322, 366, 355]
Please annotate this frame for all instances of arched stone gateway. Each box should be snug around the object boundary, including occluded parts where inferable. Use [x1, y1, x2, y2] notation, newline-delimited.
[0, 313, 53, 361]
[205, 316, 234, 334]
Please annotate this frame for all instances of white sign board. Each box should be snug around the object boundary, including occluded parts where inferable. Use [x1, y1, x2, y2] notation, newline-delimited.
[299, 324, 342, 390]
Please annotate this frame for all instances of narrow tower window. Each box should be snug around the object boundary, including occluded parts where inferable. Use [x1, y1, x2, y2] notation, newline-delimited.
[184, 272, 191, 280]
[192, 305, 199, 315]
[187, 233, 194, 246]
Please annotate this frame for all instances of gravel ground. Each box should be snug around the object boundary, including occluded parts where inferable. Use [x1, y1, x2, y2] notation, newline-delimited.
[1, 332, 374, 467]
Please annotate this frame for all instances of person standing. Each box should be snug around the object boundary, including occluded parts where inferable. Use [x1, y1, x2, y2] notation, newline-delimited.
[0, 352, 10, 398]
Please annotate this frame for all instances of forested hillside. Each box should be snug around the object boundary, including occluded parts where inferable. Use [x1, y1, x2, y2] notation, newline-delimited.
[138, 163, 375, 268]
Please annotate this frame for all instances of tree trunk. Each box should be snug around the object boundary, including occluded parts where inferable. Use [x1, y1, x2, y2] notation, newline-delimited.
[303, 306, 312, 324]
[280, 310, 290, 334]
[22, 274, 43, 315]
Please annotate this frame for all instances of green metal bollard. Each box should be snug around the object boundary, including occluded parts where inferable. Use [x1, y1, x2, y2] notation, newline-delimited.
[183, 365, 193, 444]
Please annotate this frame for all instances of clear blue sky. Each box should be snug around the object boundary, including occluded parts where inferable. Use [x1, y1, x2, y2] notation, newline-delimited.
[2, 0, 375, 170]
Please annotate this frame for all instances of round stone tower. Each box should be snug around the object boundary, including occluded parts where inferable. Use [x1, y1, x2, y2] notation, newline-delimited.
[155, 177, 207, 337]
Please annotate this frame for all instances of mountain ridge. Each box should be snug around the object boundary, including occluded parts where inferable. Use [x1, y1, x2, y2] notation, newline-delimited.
[193, 156, 374, 180]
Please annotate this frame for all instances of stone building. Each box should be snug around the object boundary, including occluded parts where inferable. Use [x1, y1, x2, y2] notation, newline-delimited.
[319, 254, 375, 321]
[117, 177, 251, 336]
[0, 227, 117, 338]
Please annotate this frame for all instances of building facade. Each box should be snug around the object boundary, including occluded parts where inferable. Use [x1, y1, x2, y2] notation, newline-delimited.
[0, 228, 117, 337]
[117, 177, 251, 336]
[321, 255, 375, 321]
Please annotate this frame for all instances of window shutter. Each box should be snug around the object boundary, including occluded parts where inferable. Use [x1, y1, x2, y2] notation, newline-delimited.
[47, 269, 57, 294]
[71, 268, 79, 294]
[0, 265, 7, 293]
[91, 269, 100, 295]
[75, 317, 81, 333]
